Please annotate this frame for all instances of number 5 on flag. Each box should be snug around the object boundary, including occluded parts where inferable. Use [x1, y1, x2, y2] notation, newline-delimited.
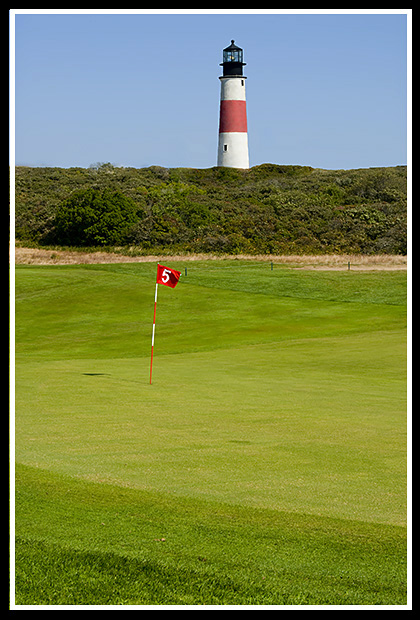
[156, 264, 181, 288]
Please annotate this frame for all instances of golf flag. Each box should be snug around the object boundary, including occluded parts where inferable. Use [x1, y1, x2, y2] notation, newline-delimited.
[156, 263, 181, 288]
[150, 263, 181, 384]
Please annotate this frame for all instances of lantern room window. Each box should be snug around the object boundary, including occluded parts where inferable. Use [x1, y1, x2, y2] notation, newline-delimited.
[223, 47, 243, 64]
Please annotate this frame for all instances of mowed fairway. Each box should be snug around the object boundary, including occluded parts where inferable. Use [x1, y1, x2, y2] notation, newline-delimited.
[14, 261, 407, 606]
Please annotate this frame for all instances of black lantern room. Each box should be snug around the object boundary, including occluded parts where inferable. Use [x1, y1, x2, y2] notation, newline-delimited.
[220, 40, 246, 77]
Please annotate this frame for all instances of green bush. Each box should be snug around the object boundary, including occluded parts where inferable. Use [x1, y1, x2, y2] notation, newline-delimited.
[53, 188, 140, 246]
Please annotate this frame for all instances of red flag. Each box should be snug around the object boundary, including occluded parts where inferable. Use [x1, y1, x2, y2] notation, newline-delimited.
[156, 264, 181, 288]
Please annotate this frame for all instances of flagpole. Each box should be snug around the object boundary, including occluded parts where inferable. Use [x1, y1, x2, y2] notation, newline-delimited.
[149, 263, 180, 384]
[149, 281, 158, 385]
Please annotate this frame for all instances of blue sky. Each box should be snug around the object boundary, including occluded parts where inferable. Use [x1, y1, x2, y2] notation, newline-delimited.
[11, 10, 409, 170]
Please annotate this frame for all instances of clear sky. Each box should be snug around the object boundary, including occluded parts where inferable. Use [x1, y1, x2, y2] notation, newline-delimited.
[11, 10, 409, 170]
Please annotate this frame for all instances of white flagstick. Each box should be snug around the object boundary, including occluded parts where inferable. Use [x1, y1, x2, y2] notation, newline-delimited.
[149, 281, 158, 385]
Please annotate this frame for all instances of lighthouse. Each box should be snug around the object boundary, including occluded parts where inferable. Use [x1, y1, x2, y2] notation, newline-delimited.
[217, 40, 249, 169]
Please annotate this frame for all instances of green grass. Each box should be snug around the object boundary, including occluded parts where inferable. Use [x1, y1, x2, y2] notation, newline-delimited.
[14, 261, 407, 606]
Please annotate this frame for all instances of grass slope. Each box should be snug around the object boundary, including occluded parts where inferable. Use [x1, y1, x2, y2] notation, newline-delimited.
[14, 262, 407, 605]
[16, 464, 406, 606]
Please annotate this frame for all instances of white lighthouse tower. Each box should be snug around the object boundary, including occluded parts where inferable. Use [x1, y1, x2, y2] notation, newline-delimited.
[217, 40, 249, 169]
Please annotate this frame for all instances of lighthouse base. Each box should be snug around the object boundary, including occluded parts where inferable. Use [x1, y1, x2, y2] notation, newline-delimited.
[217, 132, 249, 169]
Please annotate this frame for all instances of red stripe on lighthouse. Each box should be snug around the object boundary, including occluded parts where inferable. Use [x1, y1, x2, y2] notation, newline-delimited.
[219, 100, 247, 133]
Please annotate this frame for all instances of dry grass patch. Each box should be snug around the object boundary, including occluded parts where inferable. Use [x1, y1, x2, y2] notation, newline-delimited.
[13, 246, 407, 270]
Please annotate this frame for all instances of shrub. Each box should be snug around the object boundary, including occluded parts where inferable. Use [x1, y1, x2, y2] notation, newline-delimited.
[53, 188, 140, 246]
[15, 164, 407, 255]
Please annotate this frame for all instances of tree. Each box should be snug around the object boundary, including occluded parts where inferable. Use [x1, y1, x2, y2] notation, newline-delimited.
[53, 188, 139, 246]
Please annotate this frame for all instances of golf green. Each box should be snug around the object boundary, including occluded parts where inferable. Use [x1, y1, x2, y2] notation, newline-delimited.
[14, 262, 407, 605]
